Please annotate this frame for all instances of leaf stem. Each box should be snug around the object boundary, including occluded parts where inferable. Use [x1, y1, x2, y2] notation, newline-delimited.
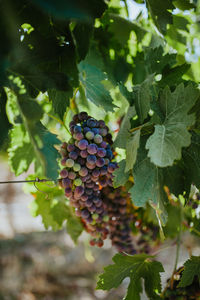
[129, 121, 152, 133]
[47, 113, 71, 135]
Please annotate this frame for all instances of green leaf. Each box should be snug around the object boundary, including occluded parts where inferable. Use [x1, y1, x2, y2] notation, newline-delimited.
[30, 122, 61, 179]
[144, 46, 176, 75]
[72, 23, 94, 61]
[114, 106, 136, 149]
[108, 14, 147, 45]
[0, 88, 11, 147]
[133, 74, 154, 123]
[129, 156, 164, 207]
[178, 256, 200, 287]
[78, 54, 115, 112]
[48, 89, 72, 119]
[18, 96, 43, 122]
[125, 130, 141, 173]
[28, 179, 83, 242]
[147, 0, 174, 34]
[146, 84, 199, 167]
[97, 253, 164, 300]
[30, 184, 65, 230]
[8, 124, 35, 176]
[113, 160, 130, 188]
[173, 0, 196, 10]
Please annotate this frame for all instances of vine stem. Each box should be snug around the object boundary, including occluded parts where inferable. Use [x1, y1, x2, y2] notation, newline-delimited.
[0, 179, 57, 184]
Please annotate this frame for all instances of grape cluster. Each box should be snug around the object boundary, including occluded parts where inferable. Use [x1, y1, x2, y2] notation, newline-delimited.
[101, 186, 137, 254]
[59, 112, 117, 247]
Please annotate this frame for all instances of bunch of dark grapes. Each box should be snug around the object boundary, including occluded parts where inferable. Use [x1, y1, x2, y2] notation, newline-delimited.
[59, 112, 117, 247]
[162, 267, 200, 299]
[101, 186, 137, 254]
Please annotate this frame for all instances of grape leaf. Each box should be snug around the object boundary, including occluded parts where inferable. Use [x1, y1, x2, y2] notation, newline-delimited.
[78, 56, 115, 112]
[72, 23, 94, 62]
[133, 74, 154, 123]
[27, 179, 83, 242]
[113, 160, 130, 188]
[97, 253, 164, 300]
[129, 156, 164, 207]
[0, 88, 11, 147]
[147, 0, 174, 34]
[178, 256, 200, 287]
[114, 106, 136, 149]
[30, 185, 65, 230]
[125, 130, 141, 173]
[48, 89, 72, 119]
[146, 84, 199, 167]
[8, 124, 35, 176]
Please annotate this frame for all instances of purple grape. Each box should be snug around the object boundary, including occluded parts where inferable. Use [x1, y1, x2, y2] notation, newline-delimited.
[78, 111, 88, 121]
[78, 139, 89, 150]
[73, 132, 84, 140]
[61, 158, 67, 166]
[108, 163, 117, 173]
[69, 151, 78, 160]
[89, 205, 96, 212]
[99, 128, 108, 136]
[80, 150, 88, 158]
[92, 128, 99, 135]
[98, 120, 105, 128]
[92, 169, 100, 177]
[85, 131, 94, 140]
[81, 209, 90, 219]
[87, 144, 98, 154]
[68, 171, 76, 180]
[74, 186, 84, 197]
[87, 118, 97, 128]
[65, 187, 72, 197]
[97, 148, 106, 157]
[60, 169, 68, 178]
[86, 199, 93, 207]
[74, 125, 82, 133]
[86, 162, 95, 170]
[96, 158, 105, 167]
[81, 194, 88, 201]
[87, 155, 97, 164]
[100, 166, 107, 176]
[62, 178, 71, 188]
